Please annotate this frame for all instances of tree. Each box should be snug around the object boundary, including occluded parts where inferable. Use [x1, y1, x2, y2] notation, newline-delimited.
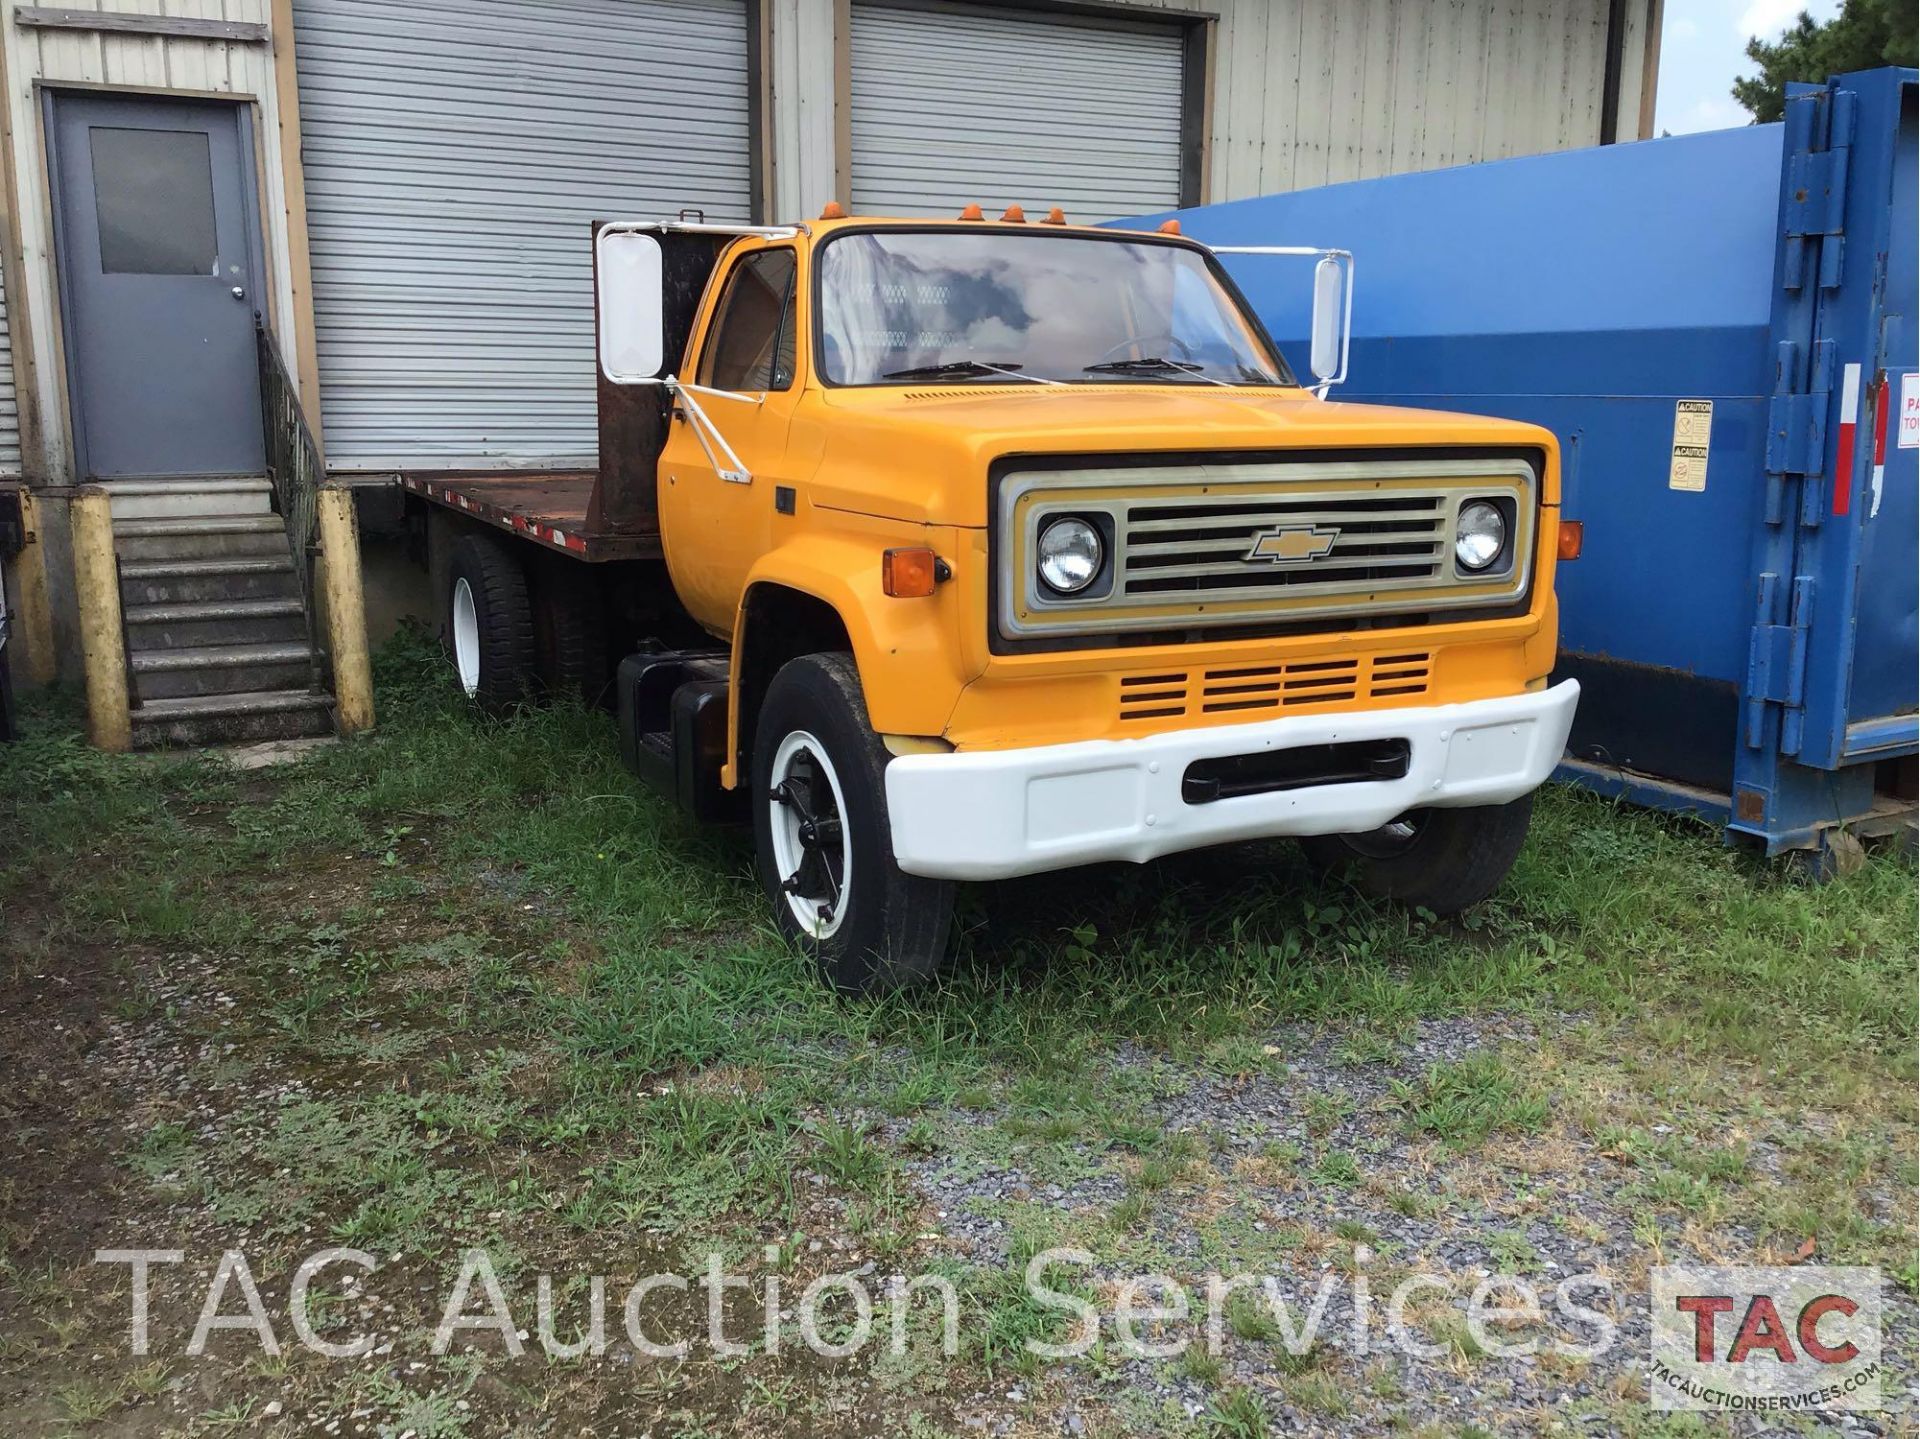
[1732, 0, 1918, 123]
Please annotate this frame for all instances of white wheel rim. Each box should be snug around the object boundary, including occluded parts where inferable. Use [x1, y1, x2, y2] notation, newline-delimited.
[452, 576, 480, 697]
[768, 729, 851, 940]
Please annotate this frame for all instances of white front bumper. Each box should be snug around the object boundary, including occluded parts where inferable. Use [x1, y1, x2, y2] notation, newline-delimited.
[885, 681, 1579, 881]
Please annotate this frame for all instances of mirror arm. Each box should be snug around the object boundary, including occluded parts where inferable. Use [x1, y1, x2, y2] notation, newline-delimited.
[1209, 244, 1354, 398]
[667, 377, 754, 484]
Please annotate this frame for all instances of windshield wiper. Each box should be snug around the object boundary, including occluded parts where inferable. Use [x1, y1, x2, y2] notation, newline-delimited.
[882, 359, 1057, 385]
[1083, 357, 1234, 387]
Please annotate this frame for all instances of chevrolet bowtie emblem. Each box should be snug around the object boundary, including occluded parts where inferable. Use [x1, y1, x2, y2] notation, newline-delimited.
[1245, 525, 1340, 563]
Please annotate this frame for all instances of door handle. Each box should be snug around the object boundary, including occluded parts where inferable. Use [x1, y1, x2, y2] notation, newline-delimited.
[230, 286, 245, 301]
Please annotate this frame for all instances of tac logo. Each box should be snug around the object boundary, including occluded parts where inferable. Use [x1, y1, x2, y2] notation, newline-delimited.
[1650, 1266, 1883, 1412]
[1245, 524, 1339, 564]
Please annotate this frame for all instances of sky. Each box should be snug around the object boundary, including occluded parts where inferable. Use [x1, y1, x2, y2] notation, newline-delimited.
[1653, 0, 1844, 134]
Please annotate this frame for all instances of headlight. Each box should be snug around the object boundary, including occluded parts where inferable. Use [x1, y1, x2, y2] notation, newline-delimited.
[1037, 516, 1103, 593]
[1455, 501, 1506, 571]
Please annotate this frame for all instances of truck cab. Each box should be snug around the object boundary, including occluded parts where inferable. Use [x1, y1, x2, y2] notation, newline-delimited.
[466, 208, 1578, 992]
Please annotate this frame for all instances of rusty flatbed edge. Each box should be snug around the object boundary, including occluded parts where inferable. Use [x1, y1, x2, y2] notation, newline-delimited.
[398, 471, 661, 561]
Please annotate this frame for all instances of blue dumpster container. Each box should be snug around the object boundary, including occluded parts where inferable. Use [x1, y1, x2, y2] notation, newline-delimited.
[1138, 68, 1917, 862]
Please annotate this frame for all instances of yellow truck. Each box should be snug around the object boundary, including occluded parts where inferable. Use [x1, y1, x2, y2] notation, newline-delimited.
[409, 208, 1578, 993]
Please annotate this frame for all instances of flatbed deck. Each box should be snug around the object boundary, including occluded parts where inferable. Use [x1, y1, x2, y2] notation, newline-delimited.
[400, 471, 660, 562]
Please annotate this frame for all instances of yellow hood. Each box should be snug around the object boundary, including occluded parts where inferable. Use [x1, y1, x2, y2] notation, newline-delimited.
[803, 384, 1558, 528]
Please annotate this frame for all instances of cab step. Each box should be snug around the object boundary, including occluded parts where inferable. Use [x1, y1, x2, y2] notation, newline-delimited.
[615, 650, 743, 823]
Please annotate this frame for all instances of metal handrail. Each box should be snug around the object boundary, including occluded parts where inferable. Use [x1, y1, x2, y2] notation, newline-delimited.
[254, 317, 327, 691]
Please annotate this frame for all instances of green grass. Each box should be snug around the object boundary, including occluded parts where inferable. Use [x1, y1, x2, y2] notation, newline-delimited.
[1389, 1053, 1550, 1149]
[2, 634, 1915, 1428]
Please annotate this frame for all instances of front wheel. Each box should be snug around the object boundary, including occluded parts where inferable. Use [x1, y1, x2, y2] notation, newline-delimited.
[1299, 794, 1535, 915]
[752, 652, 955, 995]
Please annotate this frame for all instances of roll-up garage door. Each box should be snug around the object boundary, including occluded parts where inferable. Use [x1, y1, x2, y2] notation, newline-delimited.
[292, 0, 752, 471]
[849, 0, 1185, 225]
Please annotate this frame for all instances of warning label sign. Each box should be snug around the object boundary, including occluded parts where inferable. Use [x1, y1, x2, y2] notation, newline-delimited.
[1669, 399, 1713, 491]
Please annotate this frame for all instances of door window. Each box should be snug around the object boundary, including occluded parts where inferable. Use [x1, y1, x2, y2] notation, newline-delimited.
[699, 250, 798, 391]
[88, 127, 217, 275]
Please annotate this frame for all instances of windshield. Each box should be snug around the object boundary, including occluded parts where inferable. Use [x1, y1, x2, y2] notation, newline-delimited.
[816, 230, 1291, 387]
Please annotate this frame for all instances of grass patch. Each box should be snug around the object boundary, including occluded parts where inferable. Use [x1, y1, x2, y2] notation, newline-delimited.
[2, 634, 1914, 1433]
[1390, 1053, 1549, 1149]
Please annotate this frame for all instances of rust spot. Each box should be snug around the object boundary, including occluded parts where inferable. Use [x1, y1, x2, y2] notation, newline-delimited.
[1735, 787, 1766, 823]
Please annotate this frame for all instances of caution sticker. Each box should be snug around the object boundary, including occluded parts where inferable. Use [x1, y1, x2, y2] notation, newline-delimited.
[1669, 399, 1712, 491]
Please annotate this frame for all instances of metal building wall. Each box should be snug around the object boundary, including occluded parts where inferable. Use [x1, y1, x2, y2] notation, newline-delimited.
[291, 0, 754, 472]
[766, 0, 1659, 220]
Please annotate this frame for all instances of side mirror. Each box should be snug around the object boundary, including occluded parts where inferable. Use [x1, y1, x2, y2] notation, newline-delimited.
[1308, 253, 1350, 389]
[595, 229, 665, 383]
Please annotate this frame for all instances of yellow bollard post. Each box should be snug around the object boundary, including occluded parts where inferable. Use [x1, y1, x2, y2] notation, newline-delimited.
[70, 486, 130, 752]
[10, 488, 56, 684]
[316, 485, 374, 735]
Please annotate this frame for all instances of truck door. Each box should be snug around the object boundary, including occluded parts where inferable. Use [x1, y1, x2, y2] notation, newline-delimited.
[657, 246, 802, 637]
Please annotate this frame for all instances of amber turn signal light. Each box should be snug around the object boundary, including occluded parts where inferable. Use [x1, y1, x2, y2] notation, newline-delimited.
[882, 547, 940, 597]
[1557, 520, 1583, 561]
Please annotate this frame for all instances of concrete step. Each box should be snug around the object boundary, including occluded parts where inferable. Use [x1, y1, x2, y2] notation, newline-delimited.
[131, 640, 316, 701]
[131, 687, 334, 749]
[114, 515, 290, 562]
[102, 478, 273, 520]
[125, 597, 309, 652]
[118, 555, 300, 605]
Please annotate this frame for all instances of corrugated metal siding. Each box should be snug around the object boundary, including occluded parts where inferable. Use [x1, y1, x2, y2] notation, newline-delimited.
[1209, 0, 1621, 198]
[848, 1, 1185, 224]
[0, 262, 19, 475]
[773, 0, 1652, 218]
[292, 0, 752, 471]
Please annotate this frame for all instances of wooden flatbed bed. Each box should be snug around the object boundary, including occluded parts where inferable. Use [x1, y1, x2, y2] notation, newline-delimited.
[399, 471, 661, 562]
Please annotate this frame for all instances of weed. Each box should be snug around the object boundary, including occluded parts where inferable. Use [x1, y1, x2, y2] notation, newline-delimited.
[1390, 1054, 1548, 1149]
[1202, 1386, 1268, 1438]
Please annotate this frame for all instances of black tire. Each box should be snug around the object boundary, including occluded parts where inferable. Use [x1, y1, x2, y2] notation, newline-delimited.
[529, 563, 610, 707]
[751, 652, 955, 995]
[447, 533, 535, 717]
[1299, 794, 1535, 915]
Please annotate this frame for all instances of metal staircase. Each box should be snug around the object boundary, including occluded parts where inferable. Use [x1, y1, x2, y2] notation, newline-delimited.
[106, 478, 333, 747]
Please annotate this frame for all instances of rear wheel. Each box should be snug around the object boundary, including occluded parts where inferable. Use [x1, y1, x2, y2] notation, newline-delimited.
[447, 534, 535, 716]
[752, 652, 954, 995]
[529, 563, 610, 707]
[1300, 795, 1535, 914]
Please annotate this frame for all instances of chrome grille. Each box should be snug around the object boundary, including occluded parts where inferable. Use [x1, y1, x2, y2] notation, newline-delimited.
[1123, 494, 1449, 597]
[998, 457, 1537, 642]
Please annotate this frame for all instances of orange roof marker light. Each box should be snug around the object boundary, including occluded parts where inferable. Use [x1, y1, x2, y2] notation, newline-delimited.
[818, 200, 847, 219]
[958, 203, 984, 221]
[1042, 206, 1067, 225]
[1001, 204, 1026, 223]
[1158, 219, 1182, 235]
